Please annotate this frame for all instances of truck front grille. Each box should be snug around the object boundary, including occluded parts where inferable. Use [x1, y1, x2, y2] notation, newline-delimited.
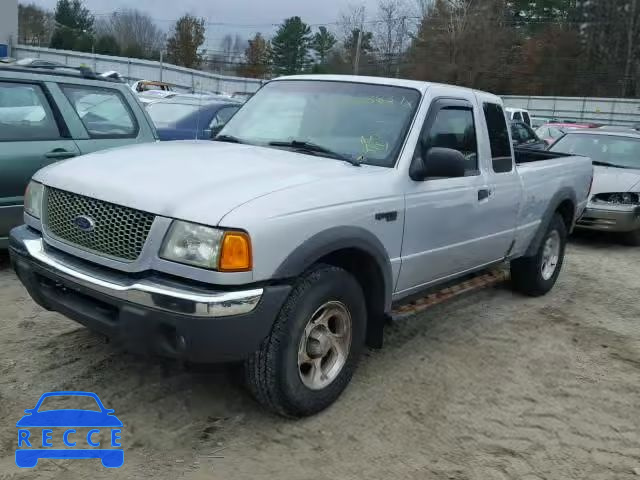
[43, 187, 155, 262]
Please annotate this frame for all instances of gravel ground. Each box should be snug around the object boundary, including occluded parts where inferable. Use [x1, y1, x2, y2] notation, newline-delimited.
[0, 232, 639, 480]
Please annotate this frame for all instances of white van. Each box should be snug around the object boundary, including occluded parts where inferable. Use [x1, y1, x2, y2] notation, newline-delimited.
[506, 107, 532, 127]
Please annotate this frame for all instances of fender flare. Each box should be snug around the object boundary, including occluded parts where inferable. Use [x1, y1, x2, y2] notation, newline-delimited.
[524, 187, 577, 257]
[273, 226, 394, 313]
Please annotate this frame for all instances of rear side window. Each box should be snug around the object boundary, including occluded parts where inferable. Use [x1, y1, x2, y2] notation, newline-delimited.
[61, 85, 137, 138]
[513, 111, 523, 121]
[483, 103, 513, 173]
[523, 112, 531, 126]
[0, 82, 60, 141]
[425, 107, 478, 175]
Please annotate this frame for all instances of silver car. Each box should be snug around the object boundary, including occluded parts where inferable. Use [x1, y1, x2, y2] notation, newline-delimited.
[549, 130, 640, 245]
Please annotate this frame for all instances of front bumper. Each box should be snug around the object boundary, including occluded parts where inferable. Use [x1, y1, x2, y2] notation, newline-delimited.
[576, 204, 640, 233]
[9, 225, 290, 362]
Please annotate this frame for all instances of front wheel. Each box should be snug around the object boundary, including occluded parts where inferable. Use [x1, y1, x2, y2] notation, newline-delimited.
[245, 264, 366, 417]
[511, 213, 567, 296]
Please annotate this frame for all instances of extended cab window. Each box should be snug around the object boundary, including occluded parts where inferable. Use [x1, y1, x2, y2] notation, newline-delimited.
[483, 103, 513, 173]
[61, 85, 137, 138]
[0, 82, 60, 141]
[425, 106, 478, 175]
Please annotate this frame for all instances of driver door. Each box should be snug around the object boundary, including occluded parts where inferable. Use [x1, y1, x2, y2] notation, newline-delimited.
[396, 94, 497, 295]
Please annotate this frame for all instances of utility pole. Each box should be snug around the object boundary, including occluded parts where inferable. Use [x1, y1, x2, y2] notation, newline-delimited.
[353, 29, 362, 75]
[159, 50, 164, 82]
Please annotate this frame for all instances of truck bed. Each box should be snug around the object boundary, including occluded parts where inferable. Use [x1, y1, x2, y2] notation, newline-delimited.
[514, 147, 574, 164]
[512, 152, 593, 258]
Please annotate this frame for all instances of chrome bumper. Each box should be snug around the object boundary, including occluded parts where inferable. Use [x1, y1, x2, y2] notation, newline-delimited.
[577, 205, 640, 233]
[21, 238, 263, 317]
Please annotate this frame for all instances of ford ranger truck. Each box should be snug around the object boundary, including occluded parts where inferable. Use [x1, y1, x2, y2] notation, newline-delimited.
[9, 75, 593, 417]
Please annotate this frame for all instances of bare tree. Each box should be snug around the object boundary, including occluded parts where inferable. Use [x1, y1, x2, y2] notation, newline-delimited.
[338, 4, 367, 43]
[414, 0, 434, 18]
[374, 0, 411, 75]
[96, 9, 165, 59]
[18, 3, 55, 46]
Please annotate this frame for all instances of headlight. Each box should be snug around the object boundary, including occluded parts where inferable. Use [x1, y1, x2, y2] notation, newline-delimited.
[592, 192, 640, 205]
[160, 221, 252, 271]
[24, 181, 44, 218]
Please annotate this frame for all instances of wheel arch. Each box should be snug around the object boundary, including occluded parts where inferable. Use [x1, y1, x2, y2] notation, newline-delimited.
[273, 226, 393, 348]
[525, 188, 576, 257]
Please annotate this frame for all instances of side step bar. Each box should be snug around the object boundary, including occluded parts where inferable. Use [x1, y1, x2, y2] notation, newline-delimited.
[391, 268, 509, 321]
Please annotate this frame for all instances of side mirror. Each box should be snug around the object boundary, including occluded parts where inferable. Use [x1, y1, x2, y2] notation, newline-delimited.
[410, 147, 467, 181]
[211, 125, 224, 138]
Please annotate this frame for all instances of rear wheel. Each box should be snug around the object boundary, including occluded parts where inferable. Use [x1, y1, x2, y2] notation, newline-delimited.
[245, 264, 366, 417]
[511, 213, 567, 296]
[622, 229, 640, 246]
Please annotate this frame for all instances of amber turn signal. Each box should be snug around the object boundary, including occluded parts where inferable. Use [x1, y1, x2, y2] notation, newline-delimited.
[218, 231, 252, 272]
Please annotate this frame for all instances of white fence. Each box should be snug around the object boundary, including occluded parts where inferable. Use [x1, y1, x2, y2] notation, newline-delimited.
[503, 95, 640, 127]
[13, 45, 265, 94]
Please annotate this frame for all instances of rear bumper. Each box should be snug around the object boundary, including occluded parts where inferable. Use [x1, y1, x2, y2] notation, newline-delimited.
[9, 225, 290, 362]
[576, 205, 640, 233]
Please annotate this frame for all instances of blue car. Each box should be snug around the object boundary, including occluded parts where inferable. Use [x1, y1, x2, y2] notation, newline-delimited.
[147, 95, 241, 141]
[16, 391, 123, 468]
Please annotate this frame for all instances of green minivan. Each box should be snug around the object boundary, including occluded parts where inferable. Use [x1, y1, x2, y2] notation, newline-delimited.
[0, 65, 158, 248]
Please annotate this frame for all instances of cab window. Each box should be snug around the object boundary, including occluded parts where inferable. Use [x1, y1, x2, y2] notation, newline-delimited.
[424, 106, 478, 175]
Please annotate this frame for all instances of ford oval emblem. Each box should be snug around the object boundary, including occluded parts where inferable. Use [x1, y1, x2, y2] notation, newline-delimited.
[73, 215, 95, 232]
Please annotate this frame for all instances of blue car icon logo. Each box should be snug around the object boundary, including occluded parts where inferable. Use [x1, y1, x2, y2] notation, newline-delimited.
[16, 391, 123, 468]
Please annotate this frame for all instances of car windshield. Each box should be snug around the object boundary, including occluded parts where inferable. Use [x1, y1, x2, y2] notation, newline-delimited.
[550, 133, 640, 169]
[37, 395, 101, 412]
[147, 103, 199, 126]
[219, 80, 421, 167]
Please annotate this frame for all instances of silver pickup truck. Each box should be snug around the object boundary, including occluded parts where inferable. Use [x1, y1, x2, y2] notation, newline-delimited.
[9, 75, 593, 417]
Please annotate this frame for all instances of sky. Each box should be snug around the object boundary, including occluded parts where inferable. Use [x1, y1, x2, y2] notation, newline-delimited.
[29, 0, 388, 48]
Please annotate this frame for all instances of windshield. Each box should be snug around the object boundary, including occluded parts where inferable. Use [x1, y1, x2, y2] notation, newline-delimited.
[550, 133, 640, 169]
[147, 103, 199, 126]
[219, 80, 421, 167]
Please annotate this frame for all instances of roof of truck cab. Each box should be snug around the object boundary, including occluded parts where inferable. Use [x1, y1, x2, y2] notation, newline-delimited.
[273, 75, 500, 101]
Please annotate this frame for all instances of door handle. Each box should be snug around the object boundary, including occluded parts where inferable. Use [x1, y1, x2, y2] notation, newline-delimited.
[45, 149, 77, 160]
[478, 188, 492, 201]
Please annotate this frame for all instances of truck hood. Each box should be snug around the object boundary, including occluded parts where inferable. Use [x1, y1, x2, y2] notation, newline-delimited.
[591, 165, 640, 194]
[35, 141, 380, 226]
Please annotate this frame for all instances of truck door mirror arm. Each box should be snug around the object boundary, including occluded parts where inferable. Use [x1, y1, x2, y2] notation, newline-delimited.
[410, 146, 467, 181]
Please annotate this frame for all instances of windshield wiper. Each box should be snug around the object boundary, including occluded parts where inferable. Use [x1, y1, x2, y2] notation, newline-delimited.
[214, 134, 245, 144]
[592, 160, 630, 169]
[268, 140, 361, 167]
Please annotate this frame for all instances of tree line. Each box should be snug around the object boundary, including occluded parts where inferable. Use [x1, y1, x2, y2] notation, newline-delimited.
[17, 0, 640, 98]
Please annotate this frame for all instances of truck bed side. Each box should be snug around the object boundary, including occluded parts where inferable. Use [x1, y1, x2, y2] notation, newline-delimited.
[510, 155, 593, 258]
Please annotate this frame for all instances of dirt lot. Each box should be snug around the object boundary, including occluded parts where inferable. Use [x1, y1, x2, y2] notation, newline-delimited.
[0, 233, 639, 480]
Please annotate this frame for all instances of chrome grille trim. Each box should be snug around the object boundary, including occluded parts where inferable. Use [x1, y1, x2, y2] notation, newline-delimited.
[43, 187, 155, 262]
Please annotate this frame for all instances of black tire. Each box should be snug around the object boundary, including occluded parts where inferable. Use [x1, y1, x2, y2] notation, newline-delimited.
[245, 264, 367, 417]
[511, 213, 567, 297]
[622, 229, 640, 246]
